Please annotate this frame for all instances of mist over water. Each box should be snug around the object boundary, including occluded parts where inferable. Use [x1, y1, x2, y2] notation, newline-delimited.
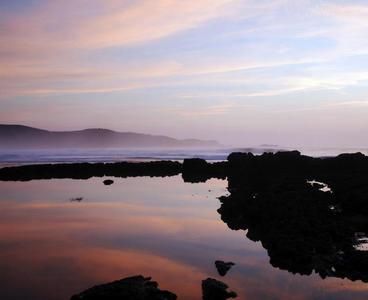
[0, 147, 368, 168]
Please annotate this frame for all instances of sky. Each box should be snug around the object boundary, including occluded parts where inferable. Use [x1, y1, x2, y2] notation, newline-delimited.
[1, 0, 368, 147]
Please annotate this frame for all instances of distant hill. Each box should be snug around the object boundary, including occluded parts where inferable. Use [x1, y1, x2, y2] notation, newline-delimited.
[0, 124, 219, 149]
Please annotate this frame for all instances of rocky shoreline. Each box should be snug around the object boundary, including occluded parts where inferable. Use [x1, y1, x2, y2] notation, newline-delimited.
[0, 150, 367, 182]
[2, 150, 368, 293]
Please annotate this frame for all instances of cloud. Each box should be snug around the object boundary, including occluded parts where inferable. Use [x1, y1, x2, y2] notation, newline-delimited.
[0, 0, 237, 54]
[314, 2, 368, 56]
[0, 0, 242, 97]
[165, 103, 254, 117]
[321, 3, 368, 24]
[77, 0, 238, 48]
[1, 0, 368, 149]
[328, 100, 368, 107]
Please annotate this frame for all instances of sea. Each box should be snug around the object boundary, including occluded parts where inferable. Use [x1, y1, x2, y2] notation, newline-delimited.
[1, 147, 368, 299]
[0, 147, 367, 168]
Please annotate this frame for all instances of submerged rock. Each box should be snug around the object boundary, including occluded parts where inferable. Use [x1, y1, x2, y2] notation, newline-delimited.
[202, 278, 237, 300]
[215, 261, 235, 276]
[70, 275, 177, 300]
[103, 179, 114, 185]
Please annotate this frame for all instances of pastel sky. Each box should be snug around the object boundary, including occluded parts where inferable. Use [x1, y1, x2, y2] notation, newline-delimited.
[1, 0, 368, 147]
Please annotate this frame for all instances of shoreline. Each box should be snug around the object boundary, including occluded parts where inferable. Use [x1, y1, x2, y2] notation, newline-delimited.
[1, 150, 368, 284]
[0, 150, 367, 182]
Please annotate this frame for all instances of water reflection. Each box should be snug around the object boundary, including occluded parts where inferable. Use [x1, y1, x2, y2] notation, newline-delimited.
[0, 176, 367, 299]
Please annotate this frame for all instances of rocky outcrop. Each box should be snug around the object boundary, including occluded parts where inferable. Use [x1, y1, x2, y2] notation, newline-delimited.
[70, 275, 177, 300]
[219, 151, 368, 282]
[0, 161, 182, 181]
[2, 151, 368, 283]
[202, 278, 237, 300]
[182, 159, 226, 183]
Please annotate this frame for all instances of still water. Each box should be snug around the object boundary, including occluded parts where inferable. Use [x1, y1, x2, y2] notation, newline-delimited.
[0, 176, 367, 299]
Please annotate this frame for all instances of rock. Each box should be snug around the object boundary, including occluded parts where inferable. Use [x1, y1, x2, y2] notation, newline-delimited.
[337, 152, 365, 160]
[219, 150, 368, 282]
[0, 161, 182, 181]
[202, 278, 237, 300]
[227, 152, 254, 163]
[103, 179, 114, 185]
[274, 150, 301, 158]
[70, 275, 177, 300]
[183, 158, 208, 170]
[215, 260, 235, 276]
[70, 197, 83, 202]
[182, 158, 209, 182]
[182, 159, 227, 183]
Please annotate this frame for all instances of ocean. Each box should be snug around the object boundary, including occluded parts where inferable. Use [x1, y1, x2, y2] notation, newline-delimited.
[0, 147, 367, 168]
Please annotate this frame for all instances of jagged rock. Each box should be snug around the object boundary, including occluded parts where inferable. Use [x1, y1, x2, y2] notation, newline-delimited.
[219, 151, 368, 282]
[202, 278, 237, 300]
[70, 275, 177, 300]
[215, 261, 235, 276]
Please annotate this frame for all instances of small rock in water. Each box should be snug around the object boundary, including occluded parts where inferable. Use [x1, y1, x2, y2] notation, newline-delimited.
[202, 278, 237, 300]
[70, 275, 177, 300]
[103, 179, 114, 185]
[70, 197, 83, 202]
[215, 260, 235, 276]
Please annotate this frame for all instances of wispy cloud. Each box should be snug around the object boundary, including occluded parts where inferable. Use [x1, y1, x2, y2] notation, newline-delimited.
[0, 0, 237, 54]
[0, 0, 241, 97]
[1, 0, 368, 146]
[165, 103, 255, 117]
[321, 3, 368, 24]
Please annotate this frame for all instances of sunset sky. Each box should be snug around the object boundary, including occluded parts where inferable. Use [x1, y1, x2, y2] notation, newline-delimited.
[1, 0, 368, 147]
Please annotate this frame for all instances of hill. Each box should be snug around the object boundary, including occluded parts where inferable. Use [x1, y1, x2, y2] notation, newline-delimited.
[0, 124, 219, 149]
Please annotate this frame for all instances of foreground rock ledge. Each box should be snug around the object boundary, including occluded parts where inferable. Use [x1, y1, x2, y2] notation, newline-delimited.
[70, 275, 177, 300]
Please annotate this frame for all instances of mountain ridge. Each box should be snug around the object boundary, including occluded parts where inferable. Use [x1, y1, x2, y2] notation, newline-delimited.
[0, 124, 219, 149]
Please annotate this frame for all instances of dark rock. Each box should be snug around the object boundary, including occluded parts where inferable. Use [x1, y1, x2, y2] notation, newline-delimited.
[182, 159, 227, 183]
[219, 150, 368, 282]
[337, 152, 365, 160]
[202, 278, 237, 300]
[274, 150, 301, 158]
[70, 275, 177, 300]
[0, 161, 182, 181]
[215, 260, 235, 276]
[2, 150, 368, 283]
[227, 152, 254, 163]
[103, 179, 114, 185]
[70, 197, 83, 202]
[183, 158, 208, 171]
